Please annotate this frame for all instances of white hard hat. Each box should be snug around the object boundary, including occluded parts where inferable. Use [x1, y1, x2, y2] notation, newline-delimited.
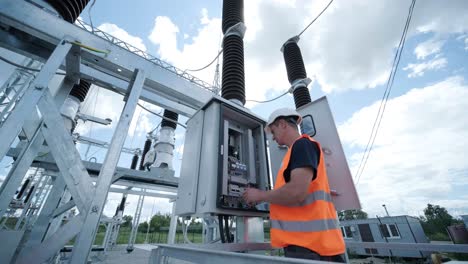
[265, 108, 302, 133]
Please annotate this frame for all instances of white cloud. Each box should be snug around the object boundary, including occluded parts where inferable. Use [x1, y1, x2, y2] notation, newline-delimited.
[338, 76, 468, 216]
[148, 17, 180, 61]
[148, 0, 468, 101]
[414, 38, 445, 59]
[403, 57, 447, 78]
[462, 35, 468, 51]
[148, 10, 222, 87]
[245, 0, 468, 93]
[98, 23, 147, 52]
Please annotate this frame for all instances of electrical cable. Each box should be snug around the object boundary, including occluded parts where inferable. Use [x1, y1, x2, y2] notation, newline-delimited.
[137, 103, 187, 129]
[218, 215, 226, 243]
[68, 41, 109, 54]
[0, 55, 66, 75]
[354, 0, 416, 185]
[36, 152, 50, 158]
[88, 86, 100, 142]
[184, 49, 223, 72]
[149, 121, 162, 135]
[111, 90, 186, 129]
[87, 0, 97, 31]
[356, 0, 416, 185]
[297, 0, 334, 37]
[246, 90, 289, 103]
[86, 147, 102, 161]
[129, 103, 144, 149]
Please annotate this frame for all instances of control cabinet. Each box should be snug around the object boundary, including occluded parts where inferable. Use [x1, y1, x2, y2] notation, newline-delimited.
[175, 98, 270, 217]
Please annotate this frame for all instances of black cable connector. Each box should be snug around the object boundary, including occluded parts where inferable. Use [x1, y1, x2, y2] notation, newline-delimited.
[218, 215, 226, 243]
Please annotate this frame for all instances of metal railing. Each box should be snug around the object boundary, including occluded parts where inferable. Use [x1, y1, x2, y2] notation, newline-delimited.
[150, 243, 325, 264]
[149, 241, 468, 264]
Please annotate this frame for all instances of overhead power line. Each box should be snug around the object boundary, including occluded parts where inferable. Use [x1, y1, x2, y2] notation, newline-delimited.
[297, 0, 334, 37]
[137, 103, 187, 129]
[354, 0, 417, 185]
[184, 49, 223, 72]
[87, 0, 97, 31]
[246, 90, 289, 103]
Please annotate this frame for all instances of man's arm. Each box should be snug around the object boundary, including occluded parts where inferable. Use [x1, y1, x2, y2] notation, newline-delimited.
[243, 167, 313, 206]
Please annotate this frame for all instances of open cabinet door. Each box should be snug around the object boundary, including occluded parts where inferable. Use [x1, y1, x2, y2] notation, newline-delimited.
[268, 96, 361, 211]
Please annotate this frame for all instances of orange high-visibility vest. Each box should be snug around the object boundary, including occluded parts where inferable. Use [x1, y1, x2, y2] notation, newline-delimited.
[270, 134, 345, 256]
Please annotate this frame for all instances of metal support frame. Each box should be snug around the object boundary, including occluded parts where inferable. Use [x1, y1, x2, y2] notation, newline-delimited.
[40, 90, 94, 213]
[17, 215, 84, 264]
[0, 58, 41, 125]
[0, 1, 231, 262]
[202, 215, 220, 244]
[22, 175, 66, 249]
[45, 189, 72, 238]
[70, 69, 146, 263]
[15, 171, 50, 230]
[109, 187, 176, 199]
[103, 217, 122, 251]
[167, 199, 178, 244]
[52, 199, 76, 218]
[74, 134, 140, 155]
[0, 38, 72, 161]
[0, 0, 215, 116]
[0, 130, 45, 216]
[127, 192, 146, 252]
[103, 221, 114, 251]
[0, 37, 78, 222]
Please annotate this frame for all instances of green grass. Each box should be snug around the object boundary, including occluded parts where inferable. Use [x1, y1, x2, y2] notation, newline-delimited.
[91, 227, 205, 245]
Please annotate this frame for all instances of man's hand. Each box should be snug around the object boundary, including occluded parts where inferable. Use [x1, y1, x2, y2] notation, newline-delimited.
[243, 188, 267, 205]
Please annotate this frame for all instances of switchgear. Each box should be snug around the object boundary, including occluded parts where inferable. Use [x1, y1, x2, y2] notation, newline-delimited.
[176, 98, 270, 217]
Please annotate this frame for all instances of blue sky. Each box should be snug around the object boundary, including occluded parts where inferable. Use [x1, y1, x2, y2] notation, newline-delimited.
[1, 0, 467, 222]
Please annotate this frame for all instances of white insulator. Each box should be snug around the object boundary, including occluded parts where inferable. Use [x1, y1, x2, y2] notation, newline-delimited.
[151, 126, 176, 170]
[60, 96, 80, 132]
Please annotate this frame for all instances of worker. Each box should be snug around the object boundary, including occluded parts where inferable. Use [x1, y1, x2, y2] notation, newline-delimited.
[243, 108, 345, 262]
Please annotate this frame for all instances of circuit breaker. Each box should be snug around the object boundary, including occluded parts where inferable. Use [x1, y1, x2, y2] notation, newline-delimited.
[175, 98, 270, 217]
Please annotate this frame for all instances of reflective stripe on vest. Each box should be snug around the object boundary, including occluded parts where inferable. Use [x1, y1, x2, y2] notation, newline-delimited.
[271, 218, 340, 232]
[295, 190, 332, 207]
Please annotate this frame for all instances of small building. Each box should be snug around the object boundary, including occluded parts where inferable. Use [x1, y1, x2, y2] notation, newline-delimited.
[341, 215, 430, 258]
[461, 215, 468, 229]
[447, 215, 468, 244]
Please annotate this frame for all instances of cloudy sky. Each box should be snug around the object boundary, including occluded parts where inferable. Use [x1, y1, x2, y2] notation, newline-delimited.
[1, 0, 467, 223]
